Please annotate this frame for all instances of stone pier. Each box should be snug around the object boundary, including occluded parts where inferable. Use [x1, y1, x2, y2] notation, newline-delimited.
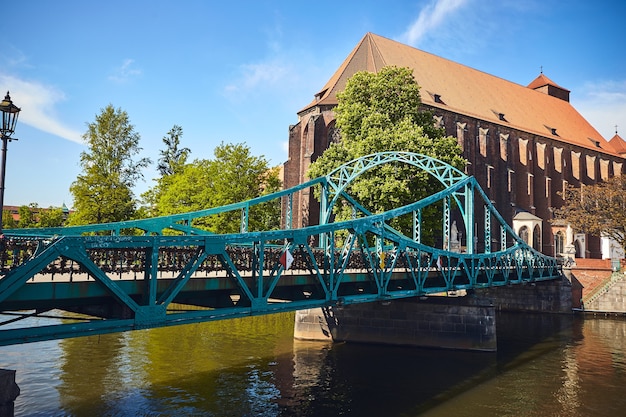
[0, 369, 19, 417]
[295, 295, 497, 351]
[474, 275, 572, 313]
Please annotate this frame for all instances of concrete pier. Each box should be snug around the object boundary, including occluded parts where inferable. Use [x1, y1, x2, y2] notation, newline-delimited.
[0, 369, 19, 417]
[295, 295, 497, 351]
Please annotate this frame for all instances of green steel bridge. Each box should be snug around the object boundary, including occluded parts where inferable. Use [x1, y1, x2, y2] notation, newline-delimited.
[0, 152, 561, 346]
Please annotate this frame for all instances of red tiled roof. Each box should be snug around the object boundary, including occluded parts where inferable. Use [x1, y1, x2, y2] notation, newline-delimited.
[302, 33, 617, 156]
[527, 73, 569, 91]
[609, 134, 626, 155]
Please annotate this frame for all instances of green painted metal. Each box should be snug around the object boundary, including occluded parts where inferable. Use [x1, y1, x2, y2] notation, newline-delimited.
[0, 152, 562, 346]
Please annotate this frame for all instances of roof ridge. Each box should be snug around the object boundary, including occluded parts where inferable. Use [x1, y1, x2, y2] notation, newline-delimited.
[299, 33, 374, 112]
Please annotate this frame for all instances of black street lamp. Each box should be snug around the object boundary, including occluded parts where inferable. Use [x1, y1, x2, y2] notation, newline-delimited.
[0, 92, 21, 234]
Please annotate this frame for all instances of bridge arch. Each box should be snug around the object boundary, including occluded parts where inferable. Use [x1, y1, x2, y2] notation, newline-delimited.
[320, 151, 473, 250]
[322, 152, 467, 219]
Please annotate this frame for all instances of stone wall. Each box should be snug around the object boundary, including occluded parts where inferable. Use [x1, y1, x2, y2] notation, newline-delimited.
[474, 275, 572, 313]
[295, 296, 497, 351]
[583, 273, 626, 313]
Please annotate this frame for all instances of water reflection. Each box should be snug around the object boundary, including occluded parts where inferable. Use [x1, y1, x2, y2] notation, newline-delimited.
[2, 312, 626, 416]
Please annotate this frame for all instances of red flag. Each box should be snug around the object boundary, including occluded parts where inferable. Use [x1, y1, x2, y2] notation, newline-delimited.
[279, 249, 294, 270]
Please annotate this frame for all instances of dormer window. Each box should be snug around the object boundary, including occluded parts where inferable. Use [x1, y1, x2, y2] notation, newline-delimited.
[545, 125, 558, 136]
[492, 109, 507, 122]
[314, 89, 328, 102]
[428, 91, 444, 104]
[588, 138, 601, 148]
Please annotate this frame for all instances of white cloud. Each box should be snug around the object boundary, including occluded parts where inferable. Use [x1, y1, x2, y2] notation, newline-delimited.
[399, 0, 469, 46]
[573, 79, 626, 141]
[108, 59, 142, 83]
[224, 59, 291, 97]
[0, 74, 83, 144]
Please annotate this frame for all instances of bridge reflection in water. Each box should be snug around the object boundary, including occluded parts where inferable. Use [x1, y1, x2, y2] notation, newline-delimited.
[0, 152, 561, 346]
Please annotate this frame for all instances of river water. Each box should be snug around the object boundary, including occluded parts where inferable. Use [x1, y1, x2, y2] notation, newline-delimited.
[1, 311, 625, 416]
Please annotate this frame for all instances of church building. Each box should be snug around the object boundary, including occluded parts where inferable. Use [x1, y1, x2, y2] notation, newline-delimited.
[284, 33, 626, 259]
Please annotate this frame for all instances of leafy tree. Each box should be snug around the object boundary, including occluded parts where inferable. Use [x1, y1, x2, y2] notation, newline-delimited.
[69, 105, 151, 226]
[18, 204, 37, 228]
[154, 142, 281, 233]
[307, 66, 465, 243]
[1, 210, 17, 230]
[157, 125, 190, 176]
[38, 207, 66, 228]
[555, 175, 626, 252]
[142, 125, 191, 215]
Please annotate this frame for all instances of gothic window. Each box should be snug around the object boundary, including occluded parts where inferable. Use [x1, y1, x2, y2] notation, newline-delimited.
[519, 138, 528, 166]
[519, 226, 529, 244]
[600, 159, 610, 180]
[554, 147, 563, 173]
[499, 133, 509, 161]
[479, 128, 489, 157]
[536, 142, 546, 170]
[586, 155, 596, 180]
[554, 231, 564, 256]
[533, 224, 541, 251]
[572, 152, 581, 180]
[328, 124, 341, 144]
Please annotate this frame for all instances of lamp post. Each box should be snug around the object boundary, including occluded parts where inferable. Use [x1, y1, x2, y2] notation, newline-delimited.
[0, 92, 21, 234]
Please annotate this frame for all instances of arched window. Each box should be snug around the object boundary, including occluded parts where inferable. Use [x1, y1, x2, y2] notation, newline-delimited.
[554, 231, 564, 256]
[533, 225, 542, 250]
[519, 226, 529, 244]
[327, 121, 341, 144]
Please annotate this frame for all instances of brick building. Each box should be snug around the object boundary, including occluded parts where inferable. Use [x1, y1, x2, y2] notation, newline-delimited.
[284, 33, 626, 259]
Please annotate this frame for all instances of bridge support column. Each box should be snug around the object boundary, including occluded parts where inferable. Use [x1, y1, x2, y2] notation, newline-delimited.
[295, 296, 496, 351]
[0, 369, 19, 417]
[474, 275, 572, 313]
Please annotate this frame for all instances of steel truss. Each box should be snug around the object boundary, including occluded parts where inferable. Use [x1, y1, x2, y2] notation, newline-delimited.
[0, 152, 561, 346]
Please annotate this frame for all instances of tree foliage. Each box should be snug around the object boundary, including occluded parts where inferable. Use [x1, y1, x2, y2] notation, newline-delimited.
[307, 66, 465, 243]
[152, 142, 281, 233]
[38, 207, 66, 228]
[142, 125, 191, 215]
[555, 175, 626, 251]
[1, 210, 16, 230]
[157, 125, 190, 176]
[18, 205, 36, 228]
[69, 105, 151, 226]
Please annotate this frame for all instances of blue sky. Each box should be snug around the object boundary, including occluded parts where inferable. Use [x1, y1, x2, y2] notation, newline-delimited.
[2, 0, 625, 208]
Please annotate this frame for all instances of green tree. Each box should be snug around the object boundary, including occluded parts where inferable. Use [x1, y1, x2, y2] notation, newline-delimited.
[555, 175, 626, 252]
[307, 66, 465, 243]
[142, 125, 190, 216]
[38, 207, 66, 228]
[1, 210, 17, 230]
[157, 125, 190, 176]
[69, 105, 151, 226]
[154, 142, 281, 233]
[18, 204, 38, 228]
